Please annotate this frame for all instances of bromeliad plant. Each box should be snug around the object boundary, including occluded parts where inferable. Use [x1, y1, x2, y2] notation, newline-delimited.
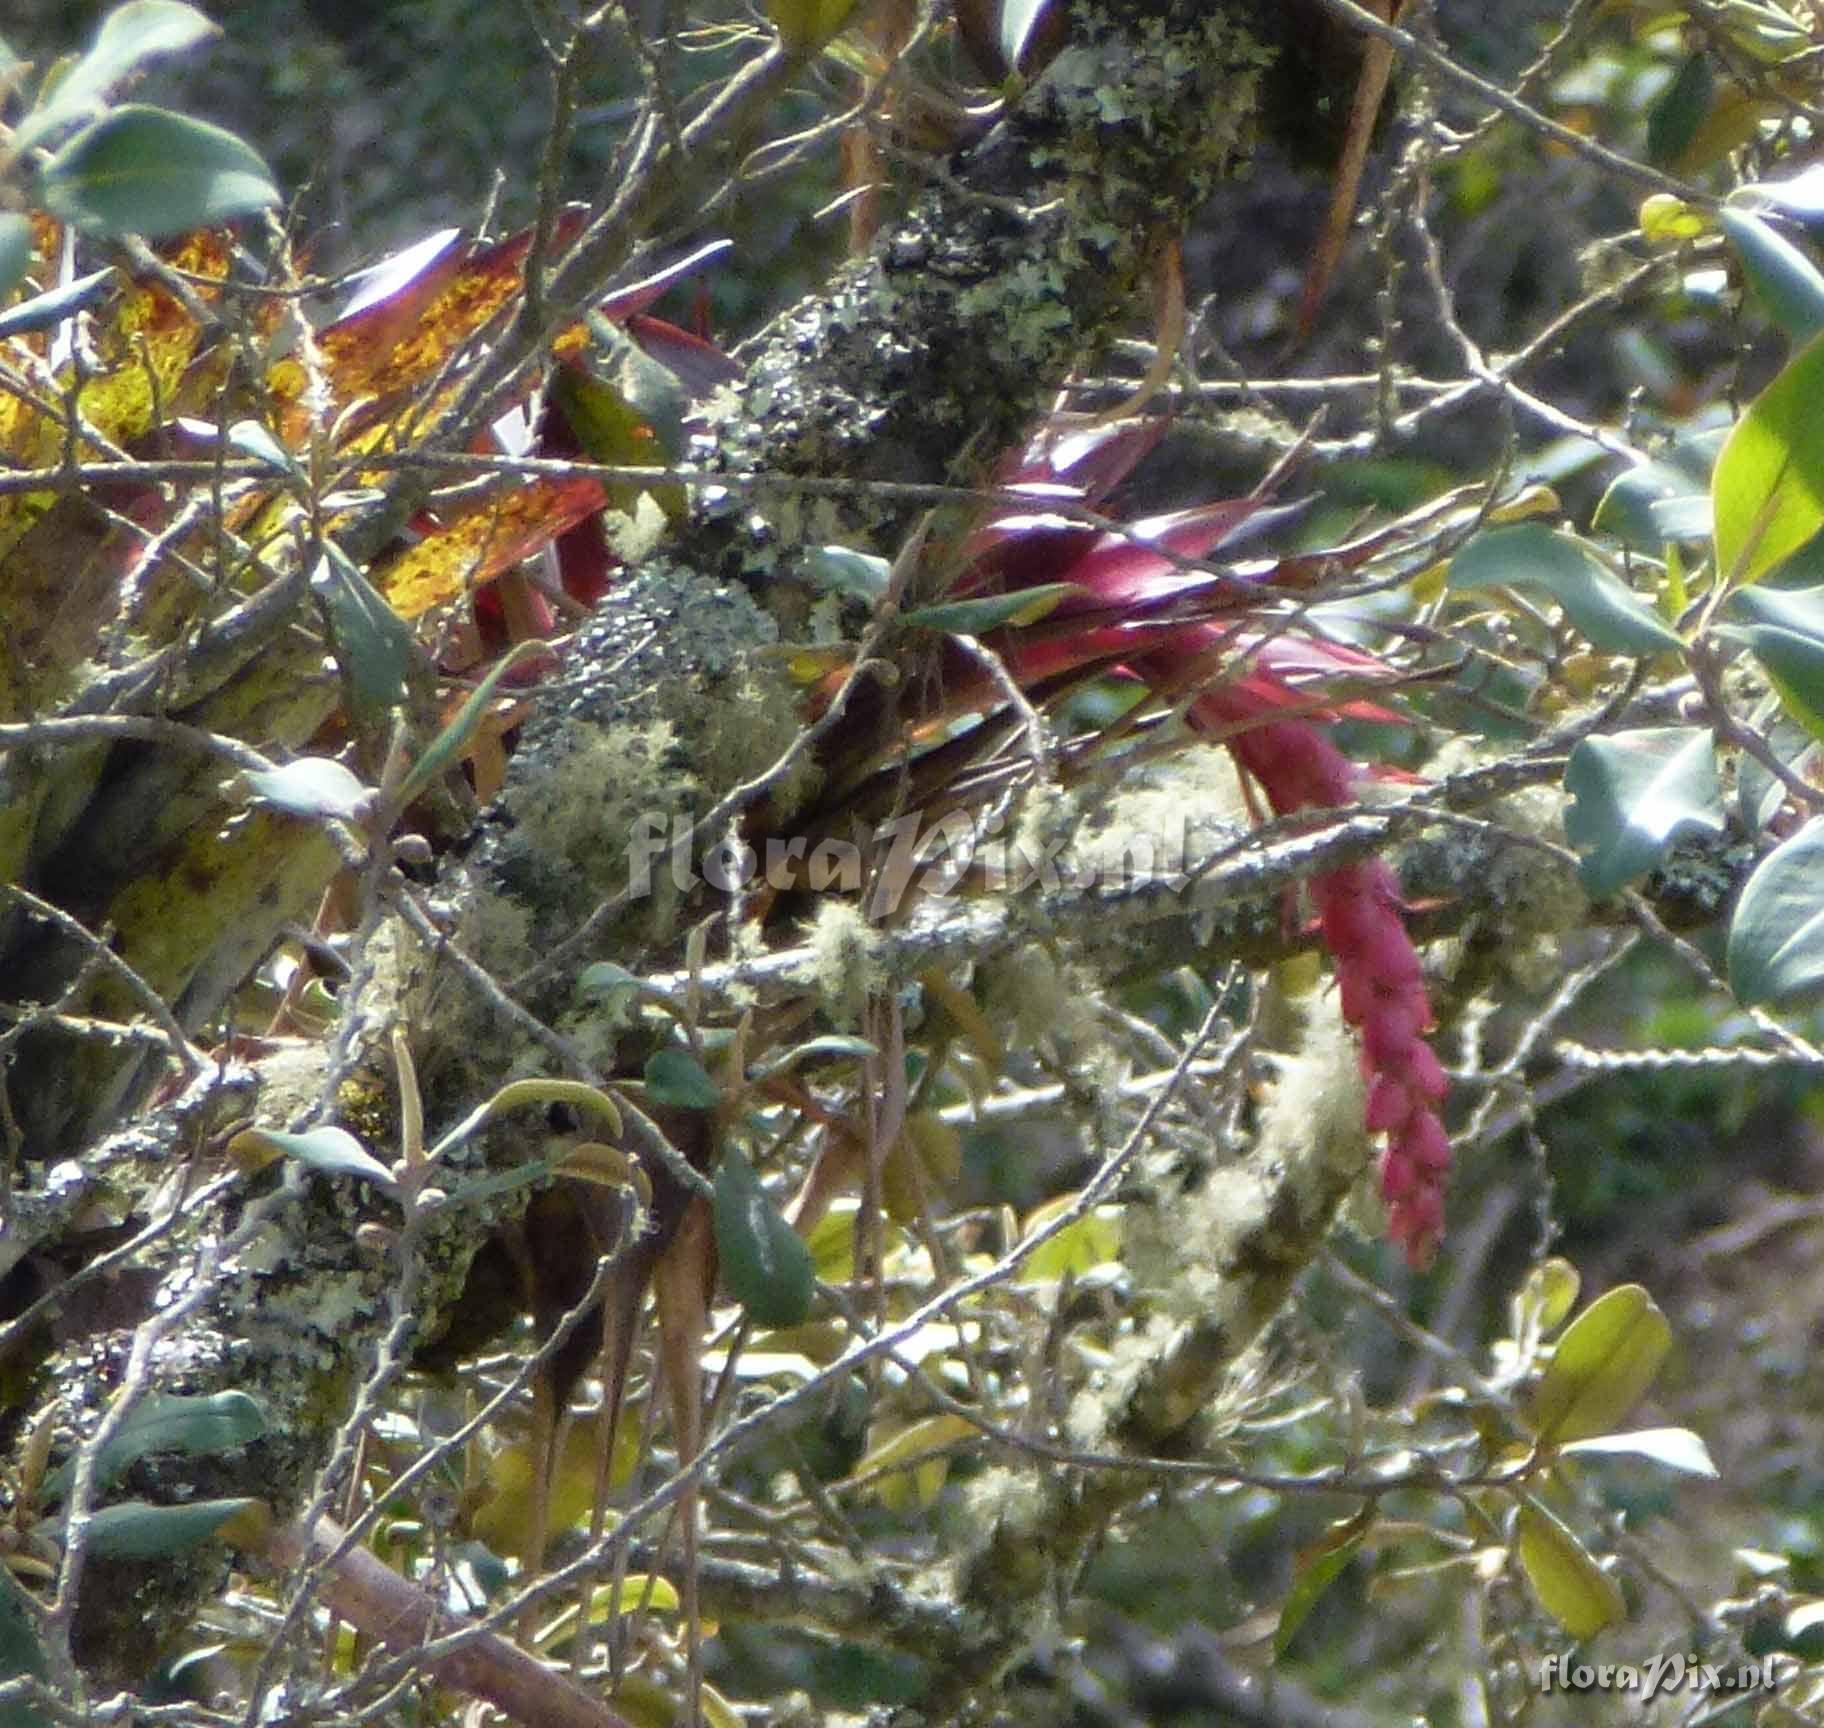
[799, 417, 1459, 1262]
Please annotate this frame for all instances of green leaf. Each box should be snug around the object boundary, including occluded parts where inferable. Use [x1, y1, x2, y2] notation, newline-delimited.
[748, 1035, 878, 1081]
[999, 0, 1052, 73]
[39, 104, 279, 240]
[1515, 1498, 1626, 1640]
[804, 546, 890, 603]
[44, 1391, 266, 1506]
[1722, 207, 1824, 345]
[1592, 460, 1709, 549]
[243, 758, 374, 823]
[1275, 1513, 1370, 1658]
[552, 345, 674, 473]
[0, 216, 32, 304]
[1562, 727, 1724, 898]
[1647, 52, 1713, 166]
[1513, 1256, 1581, 1339]
[1744, 623, 1824, 741]
[1728, 816, 1824, 1007]
[1018, 1196, 1123, 1284]
[576, 961, 643, 1007]
[229, 1125, 398, 1190]
[1447, 523, 1682, 655]
[644, 1047, 720, 1112]
[902, 582, 1083, 636]
[1531, 1284, 1672, 1445]
[82, 1496, 266, 1560]
[1736, 708, 1814, 832]
[0, 1587, 48, 1728]
[1560, 1427, 1718, 1477]
[222, 418, 299, 475]
[1713, 334, 1824, 586]
[1729, 578, 1824, 636]
[713, 1146, 815, 1327]
[16, 1, 218, 150]
[0, 266, 115, 340]
[392, 639, 544, 810]
[311, 545, 422, 722]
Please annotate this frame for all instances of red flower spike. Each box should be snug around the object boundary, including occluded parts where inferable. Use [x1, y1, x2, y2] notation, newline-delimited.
[894, 422, 1452, 1262]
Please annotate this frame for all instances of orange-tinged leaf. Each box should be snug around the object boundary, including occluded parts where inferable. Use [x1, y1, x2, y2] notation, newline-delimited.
[275, 216, 583, 431]
[1, 232, 228, 558]
[375, 475, 606, 618]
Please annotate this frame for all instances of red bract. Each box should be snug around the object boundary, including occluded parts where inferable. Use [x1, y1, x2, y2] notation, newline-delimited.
[961, 420, 1451, 1265]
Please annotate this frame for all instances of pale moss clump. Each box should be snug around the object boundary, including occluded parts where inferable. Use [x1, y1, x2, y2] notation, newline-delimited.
[1063, 1313, 1175, 1452]
[1252, 990, 1370, 1189]
[1124, 992, 1371, 1326]
[808, 899, 882, 1028]
[975, 944, 1098, 1055]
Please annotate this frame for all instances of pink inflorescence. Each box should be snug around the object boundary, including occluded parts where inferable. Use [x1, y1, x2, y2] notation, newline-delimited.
[976, 422, 1452, 1263]
[1205, 710, 1452, 1266]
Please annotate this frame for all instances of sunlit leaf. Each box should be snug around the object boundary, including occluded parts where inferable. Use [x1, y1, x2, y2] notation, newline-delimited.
[310, 545, 422, 721]
[804, 545, 891, 603]
[277, 218, 580, 431]
[999, 0, 1053, 75]
[0, 264, 114, 339]
[39, 105, 278, 240]
[243, 758, 374, 823]
[1562, 727, 1723, 898]
[1727, 816, 1824, 1007]
[1517, 1257, 1580, 1342]
[1017, 1195, 1123, 1283]
[1637, 193, 1708, 247]
[903, 582, 1084, 636]
[577, 961, 644, 1007]
[227, 1125, 397, 1190]
[1592, 459, 1709, 548]
[748, 1034, 878, 1080]
[532, 1575, 681, 1651]
[374, 476, 606, 618]
[1448, 523, 1682, 654]
[1741, 623, 1824, 742]
[1560, 1427, 1718, 1477]
[1744, 162, 1824, 223]
[1515, 1498, 1626, 1639]
[713, 1146, 814, 1328]
[1713, 334, 1824, 586]
[393, 640, 546, 809]
[16, 1, 218, 150]
[1531, 1284, 1671, 1445]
